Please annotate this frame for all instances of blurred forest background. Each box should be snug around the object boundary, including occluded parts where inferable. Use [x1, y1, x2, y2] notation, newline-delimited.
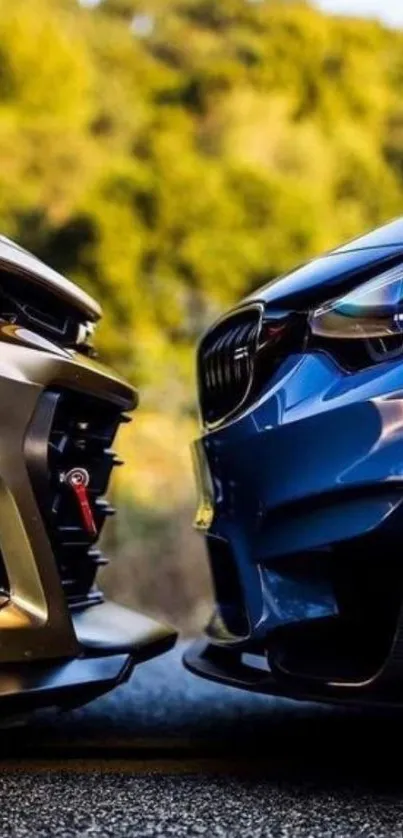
[1, 0, 403, 631]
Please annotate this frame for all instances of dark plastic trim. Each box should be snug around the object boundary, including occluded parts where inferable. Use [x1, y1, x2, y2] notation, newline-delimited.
[183, 639, 403, 708]
[0, 609, 176, 714]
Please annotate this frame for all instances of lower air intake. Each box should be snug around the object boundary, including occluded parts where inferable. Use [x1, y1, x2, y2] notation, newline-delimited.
[25, 389, 130, 609]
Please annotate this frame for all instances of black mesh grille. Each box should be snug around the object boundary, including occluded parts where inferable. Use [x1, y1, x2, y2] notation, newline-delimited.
[26, 389, 130, 609]
[198, 307, 261, 427]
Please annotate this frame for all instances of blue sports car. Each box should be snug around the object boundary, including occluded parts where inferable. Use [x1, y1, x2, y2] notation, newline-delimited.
[184, 217, 403, 706]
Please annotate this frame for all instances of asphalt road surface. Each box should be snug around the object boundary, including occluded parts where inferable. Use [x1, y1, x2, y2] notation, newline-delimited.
[1, 642, 403, 837]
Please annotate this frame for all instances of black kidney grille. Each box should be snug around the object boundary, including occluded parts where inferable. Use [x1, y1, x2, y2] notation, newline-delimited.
[26, 389, 130, 609]
[198, 307, 262, 427]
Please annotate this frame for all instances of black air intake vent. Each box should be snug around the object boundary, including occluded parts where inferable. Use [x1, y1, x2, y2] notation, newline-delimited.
[26, 390, 130, 609]
[0, 552, 9, 610]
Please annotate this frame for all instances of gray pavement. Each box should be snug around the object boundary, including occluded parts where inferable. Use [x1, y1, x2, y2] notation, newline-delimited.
[1, 642, 403, 837]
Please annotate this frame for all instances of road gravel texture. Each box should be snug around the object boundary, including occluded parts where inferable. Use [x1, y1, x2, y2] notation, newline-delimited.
[0, 643, 403, 837]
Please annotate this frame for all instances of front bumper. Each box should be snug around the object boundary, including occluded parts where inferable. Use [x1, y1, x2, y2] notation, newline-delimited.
[191, 350, 403, 701]
[0, 602, 176, 715]
[183, 637, 403, 708]
[0, 329, 177, 711]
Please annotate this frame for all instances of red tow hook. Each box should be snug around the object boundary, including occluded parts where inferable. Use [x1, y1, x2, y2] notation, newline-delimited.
[63, 467, 97, 537]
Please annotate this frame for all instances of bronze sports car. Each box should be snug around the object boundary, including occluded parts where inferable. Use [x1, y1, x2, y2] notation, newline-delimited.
[0, 235, 176, 714]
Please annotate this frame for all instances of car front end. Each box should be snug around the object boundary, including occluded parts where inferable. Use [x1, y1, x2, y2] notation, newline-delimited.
[0, 235, 176, 715]
[185, 217, 403, 706]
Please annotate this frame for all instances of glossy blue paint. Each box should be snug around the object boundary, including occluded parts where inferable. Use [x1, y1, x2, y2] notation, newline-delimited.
[334, 216, 403, 252]
[244, 242, 403, 309]
[193, 226, 403, 645]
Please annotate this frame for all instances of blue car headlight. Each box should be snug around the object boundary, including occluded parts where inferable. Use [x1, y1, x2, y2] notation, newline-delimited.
[309, 263, 403, 365]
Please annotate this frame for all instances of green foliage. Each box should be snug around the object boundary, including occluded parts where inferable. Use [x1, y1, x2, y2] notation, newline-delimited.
[1, 0, 403, 409]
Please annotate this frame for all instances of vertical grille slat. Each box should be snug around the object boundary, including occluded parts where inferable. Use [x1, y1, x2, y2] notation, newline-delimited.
[215, 333, 226, 390]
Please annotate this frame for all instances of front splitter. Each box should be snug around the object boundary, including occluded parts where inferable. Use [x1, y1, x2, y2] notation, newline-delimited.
[0, 603, 177, 715]
[184, 638, 403, 709]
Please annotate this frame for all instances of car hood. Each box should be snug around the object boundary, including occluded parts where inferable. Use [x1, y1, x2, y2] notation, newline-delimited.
[0, 235, 101, 321]
[244, 218, 403, 311]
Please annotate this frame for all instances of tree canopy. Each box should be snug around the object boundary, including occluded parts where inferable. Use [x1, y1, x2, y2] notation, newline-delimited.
[0, 0, 402, 411]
